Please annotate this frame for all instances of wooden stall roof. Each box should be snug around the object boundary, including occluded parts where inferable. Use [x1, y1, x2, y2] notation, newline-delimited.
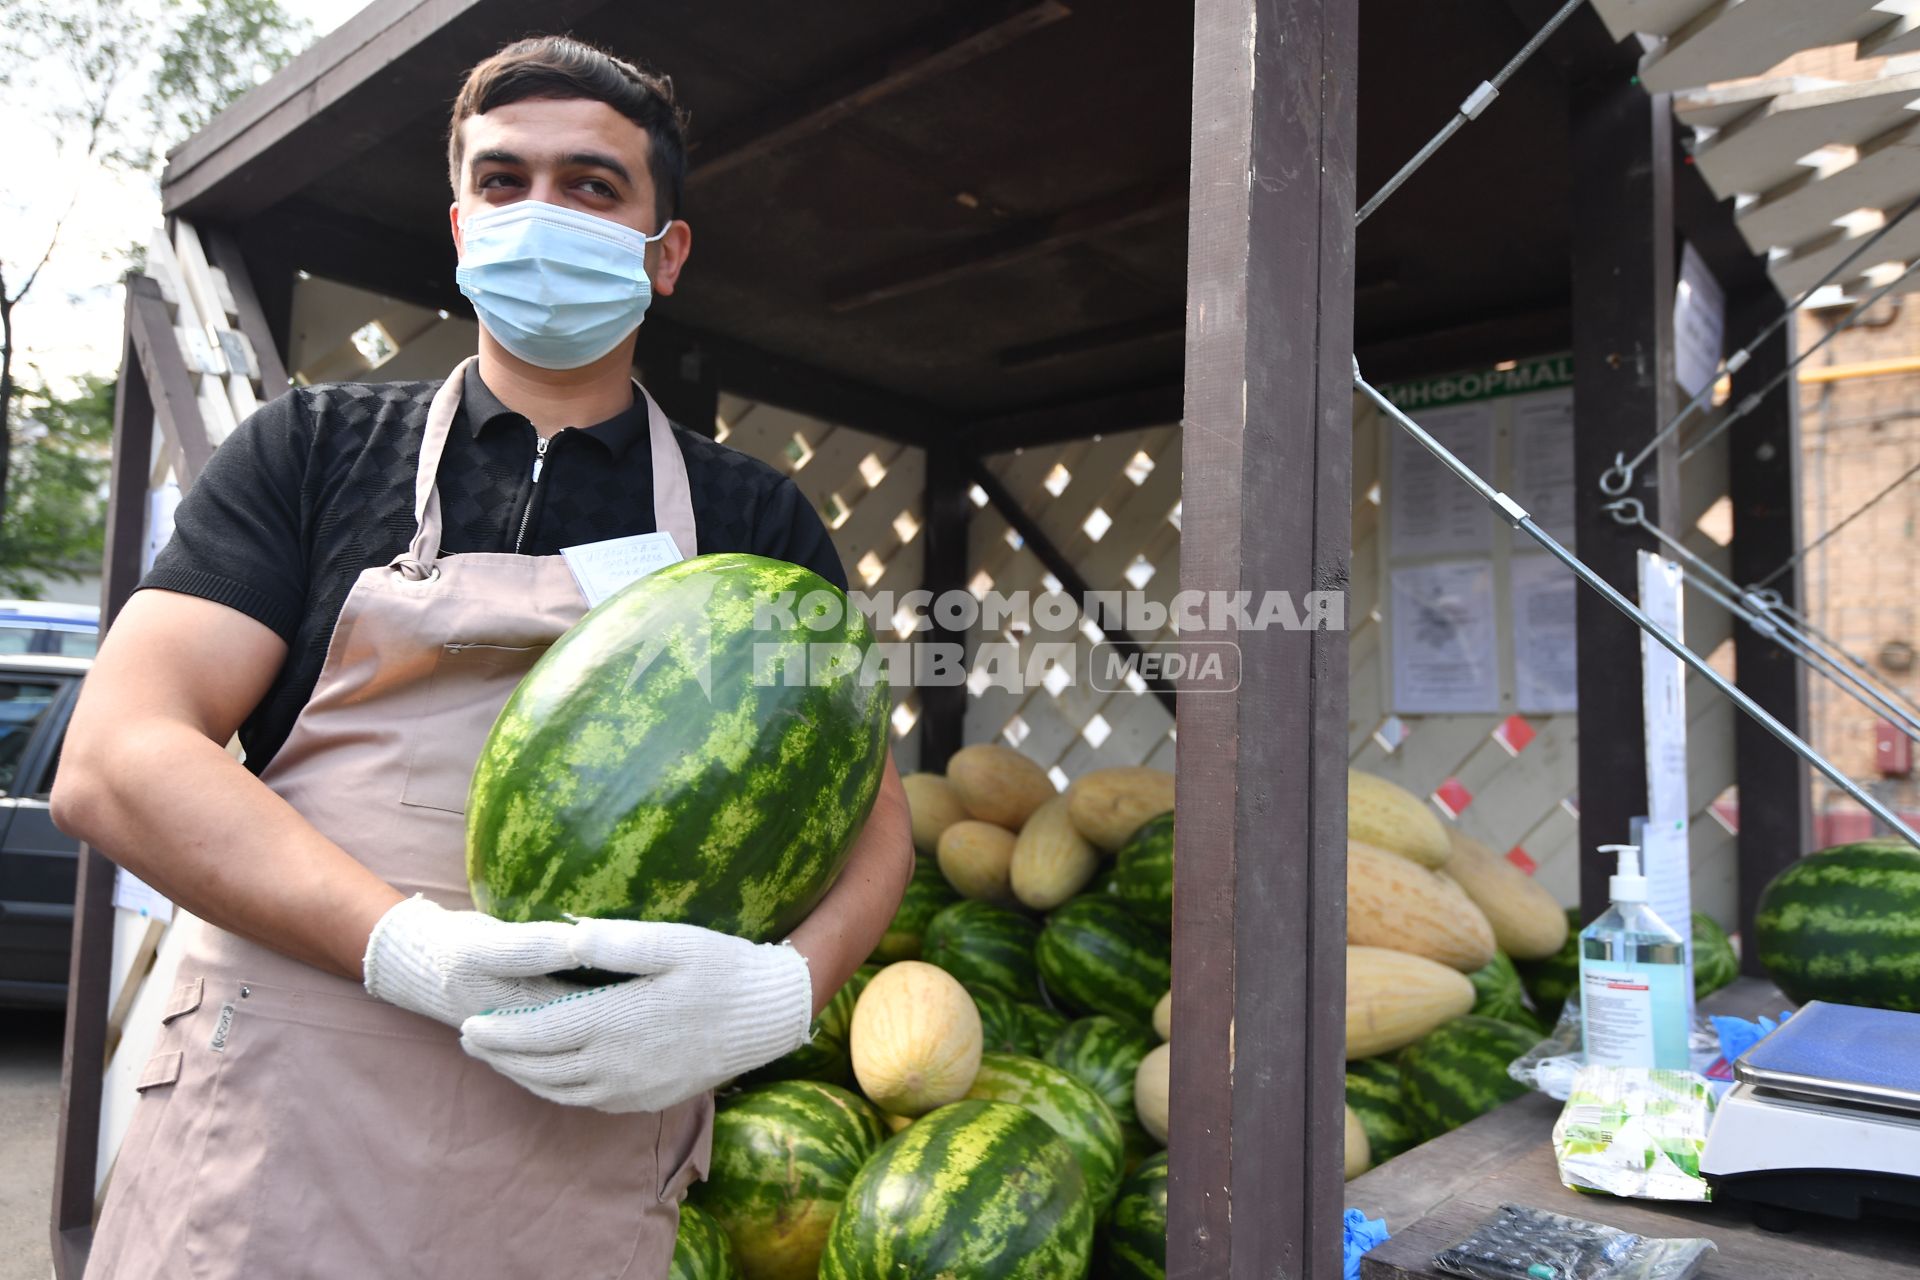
[157, 0, 1645, 444]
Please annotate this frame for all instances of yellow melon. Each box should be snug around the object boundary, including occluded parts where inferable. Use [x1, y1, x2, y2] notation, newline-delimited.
[1348, 770, 1451, 869]
[901, 772, 969, 857]
[1439, 828, 1569, 960]
[1010, 796, 1100, 910]
[1135, 1042, 1171, 1145]
[1066, 766, 1176, 852]
[850, 961, 983, 1117]
[936, 820, 1018, 902]
[1346, 946, 1476, 1059]
[1344, 1104, 1372, 1180]
[1151, 989, 1172, 1041]
[1347, 840, 1496, 972]
[946, 744, 1056, 830]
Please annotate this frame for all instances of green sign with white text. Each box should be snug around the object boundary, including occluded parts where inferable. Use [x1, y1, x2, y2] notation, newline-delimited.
[1379, 354, 1573, 410]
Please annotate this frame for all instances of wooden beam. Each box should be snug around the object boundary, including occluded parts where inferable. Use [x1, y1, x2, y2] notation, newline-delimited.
[1725, 289, 1811, 967]
[127, 275, 215, 488]
[1354, 304, 1572, 385]
[1173, 0, 1356, 1274]
[687, 0, 1071, 186]
[965, 458, 1177, 714]
[918, 441, 970, 770]
[827, 178, 1187, 313]
[996, 310, 1184, 371]
[51, 290, 166, 1279]
[965, 380, 1183, 454]
[1570, 82, 1680, 921]
[201, 222, 292, 391]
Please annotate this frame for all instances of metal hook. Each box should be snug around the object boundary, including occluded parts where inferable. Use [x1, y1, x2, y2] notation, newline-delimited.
[1598, 455, 1633, 497]
[1601, 497, 1643, 526]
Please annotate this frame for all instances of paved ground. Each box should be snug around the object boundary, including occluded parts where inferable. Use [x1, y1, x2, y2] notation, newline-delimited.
[0, 1009, 62, 1280]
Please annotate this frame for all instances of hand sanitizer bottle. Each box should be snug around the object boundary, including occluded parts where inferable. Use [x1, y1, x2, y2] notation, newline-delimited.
[1578, 844, 1690, 1069]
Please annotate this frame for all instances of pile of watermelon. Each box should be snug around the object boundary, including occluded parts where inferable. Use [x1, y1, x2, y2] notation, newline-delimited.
[669, 744, 1181, 1280]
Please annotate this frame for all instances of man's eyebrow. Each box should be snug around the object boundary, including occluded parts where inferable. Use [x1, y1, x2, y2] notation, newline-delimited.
[469, 147, 632, 187]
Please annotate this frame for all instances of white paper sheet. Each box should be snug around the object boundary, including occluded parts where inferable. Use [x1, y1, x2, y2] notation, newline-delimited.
[1510, 554, 1578, 713]
[1511, 389, 1576, 545]
[1638, 551, 1690, 828]
[112, 867, 174, 923]
[1674, 242, 1727, 399]
[144, 481, 183, 575]
[561, 531, 685, 608]
[1390, 560, 1499, 713]
[1390, 403, 1497, 557]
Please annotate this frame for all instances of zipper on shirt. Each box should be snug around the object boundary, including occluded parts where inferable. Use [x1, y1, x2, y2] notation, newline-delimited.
[513, 434, 552, 554]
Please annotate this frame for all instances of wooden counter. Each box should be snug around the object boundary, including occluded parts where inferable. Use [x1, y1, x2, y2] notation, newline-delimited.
[1348, 978, 1920, 1278]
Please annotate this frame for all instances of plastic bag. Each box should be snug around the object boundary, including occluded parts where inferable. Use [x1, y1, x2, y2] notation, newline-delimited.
[1552, 1068, 1716, 1201]
[1432, 1204, 1716, 1280]
[1508, 1003, 1724, 1101]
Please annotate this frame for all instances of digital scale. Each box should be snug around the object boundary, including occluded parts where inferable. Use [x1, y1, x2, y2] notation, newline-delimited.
[1703, 1000, 1920, 1227]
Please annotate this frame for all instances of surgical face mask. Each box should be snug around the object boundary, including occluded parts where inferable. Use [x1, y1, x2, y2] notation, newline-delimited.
[455, 201, 670, 370]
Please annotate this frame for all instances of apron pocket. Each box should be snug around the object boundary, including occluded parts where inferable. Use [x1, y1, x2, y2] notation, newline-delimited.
[400, 641, 547, 814]
[656, 1090, 716, 1203]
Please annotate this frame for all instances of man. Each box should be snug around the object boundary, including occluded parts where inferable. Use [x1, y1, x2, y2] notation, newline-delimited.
[56, 35, 913, 1279]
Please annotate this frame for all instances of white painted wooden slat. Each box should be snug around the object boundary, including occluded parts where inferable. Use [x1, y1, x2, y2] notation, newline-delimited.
[1460, 720, 1580, 854]
[1589, 0, 1719, 42]
[1736, 118, 1920, 254]
[1675, 76, 1837, 133]
[1770, 203, 1920, 295]
[97, 915, 191, 1201]
[1862, 10, 1920, 58]
[1689, 815, 1740, 929]
[1692, 70, 1920, 199]
[1640, 0, 1889, 96]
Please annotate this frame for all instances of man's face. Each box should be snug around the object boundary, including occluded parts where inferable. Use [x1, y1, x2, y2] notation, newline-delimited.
[449, 96, 690, 298]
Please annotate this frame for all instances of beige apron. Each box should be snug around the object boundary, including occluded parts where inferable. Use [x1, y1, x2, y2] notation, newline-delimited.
[87, 358, 711, 1280]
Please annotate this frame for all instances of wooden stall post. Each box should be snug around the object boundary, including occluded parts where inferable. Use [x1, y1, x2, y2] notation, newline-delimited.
[1726, 296, 1811, 967]
[919, 439, 969, 770]
[1569, 82, 1680, 922]
[1173, 0, 1357, 1273]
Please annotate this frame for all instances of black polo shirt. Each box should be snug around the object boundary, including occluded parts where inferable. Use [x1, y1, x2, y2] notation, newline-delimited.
[142, 363, 847, 774]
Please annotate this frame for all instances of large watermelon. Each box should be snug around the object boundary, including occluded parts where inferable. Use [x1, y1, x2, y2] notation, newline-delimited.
[1344, 1057, 1420, 1163]
[818, 1100, 1094, 1279]
[670, 1203, 742, 1280]
[922, 900, 1043, 1001]
[1466, 952, 1542, 1034]
[871, 856, 961, 963]
[1038, 896, 1172, 1028]
[972, 985, 1055, 1056]
[1102, 1151, 1168, 1280]
[1109, 812, 1174, 929]
[691, 1080, 889, 1280]
[966, 1052, 1125, 1212]
[1044, 1015, 1160, 1164]
[1397, 1015, 1536, 1139]
[1755, 840, 1920, 1012]
[467, 554, 888, 938]
[1692, 911, 1738, 999]
[1022, 1001, 1069, 1048]
[1516, 907, 1582, 1024]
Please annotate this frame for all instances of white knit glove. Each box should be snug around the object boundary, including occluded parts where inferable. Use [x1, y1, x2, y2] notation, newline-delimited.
[362, 895, 583, 1028]
[457, 918, 815, 1114]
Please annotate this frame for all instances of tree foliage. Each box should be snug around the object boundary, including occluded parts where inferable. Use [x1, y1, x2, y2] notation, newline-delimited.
[0, 377, 114, 598]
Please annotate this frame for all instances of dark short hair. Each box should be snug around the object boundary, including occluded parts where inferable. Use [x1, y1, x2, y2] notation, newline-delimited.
[447, 36, 688, 225]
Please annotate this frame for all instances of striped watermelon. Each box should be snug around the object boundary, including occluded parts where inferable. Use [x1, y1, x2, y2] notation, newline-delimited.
[1344, 1057, 1420, 1163]
[818, 1100, 1094, 1279]
[670, 1203, 742, 1280]
[1397, 1015, 1536, 1139]
[1516, 908, 1582, 1024]
[1755, 840, 1920, 1012]
[1109, 813, 1174, 929]
[1038, 896, 1172, 1028]
[1466, 952, 1542, 1034]
[972, 985, 1053, 1056]
[1022, 1001, 1069, 1047]
[923, 900, 1043, 1001]
[1102, 1151, 1168, 1280]
[691, 1080, 889, 1280]
[1044, 1015, 1160, 1164]
[872, 856, 961, 963]
[739, 970, 865, 1088]
[1692, 911, 1738, 999]
[966, 1052, 1125, 1212]
[468, 554, 888, 939]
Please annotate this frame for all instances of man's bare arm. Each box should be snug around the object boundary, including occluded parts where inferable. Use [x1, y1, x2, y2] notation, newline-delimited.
[786, 755, 914, 1015]
[51, 590, 402, 979]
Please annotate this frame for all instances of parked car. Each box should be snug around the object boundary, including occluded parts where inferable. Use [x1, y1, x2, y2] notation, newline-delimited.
[0, 600, 99, 658]
[0, 654, 90, 1007]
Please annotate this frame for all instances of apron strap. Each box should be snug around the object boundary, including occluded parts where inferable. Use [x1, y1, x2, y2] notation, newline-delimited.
[392, 356, 699, 578]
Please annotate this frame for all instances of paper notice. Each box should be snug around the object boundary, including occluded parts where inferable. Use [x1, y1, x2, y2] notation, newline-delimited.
[112, 867, 174, 923]
[1511, 554, 1578, 713]
[1638, 552, 1689, 828]
[1390, 403, 1497, 557]
[1390, 560, 1499, 713]
[1511, 389, 1576, 545]
[561, 531, 685, 608]
[1674, 242, 1727, 399]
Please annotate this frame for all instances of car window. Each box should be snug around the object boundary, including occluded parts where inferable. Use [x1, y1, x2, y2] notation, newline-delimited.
[54, 630, 98, 657]
[0, 627, 35, 655]
[0, 680, 61, 795]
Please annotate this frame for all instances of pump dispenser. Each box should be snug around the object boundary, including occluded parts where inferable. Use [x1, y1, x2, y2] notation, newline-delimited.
[1578, 844, 1690, 1069]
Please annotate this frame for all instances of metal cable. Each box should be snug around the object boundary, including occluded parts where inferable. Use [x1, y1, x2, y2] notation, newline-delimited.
[1600, 191, 1920, 495]
[1355, 359, 1920, 848]
[1679, 259, 1920, 464]
[1752, 457, 1920, 590]
[1601, 497, 1920, 739]
[1746, 590, 1920, 721]
[1356, 0, 1585, 226]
